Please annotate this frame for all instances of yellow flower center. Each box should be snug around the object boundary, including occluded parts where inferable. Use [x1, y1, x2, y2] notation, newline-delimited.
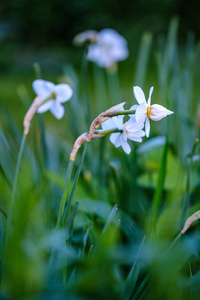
[50, 92, 57, 100]
[123, 123, 128, 135]
[147, 106, 152, 117]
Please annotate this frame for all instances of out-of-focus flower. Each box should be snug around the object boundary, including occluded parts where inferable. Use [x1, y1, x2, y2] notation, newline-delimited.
[133, 86, 174, 138]
[86, 28, 129, 68]
[72, 30, 98, 47]
[102, 113, 145, 154]
[32, 79, 73, 119]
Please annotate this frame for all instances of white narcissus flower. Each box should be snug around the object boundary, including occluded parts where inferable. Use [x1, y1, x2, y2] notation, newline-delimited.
[101, 114, 145, 154]
[32, 79, 73, 119]
[86, 28, 129, 68]
[133, 86, 174, 138]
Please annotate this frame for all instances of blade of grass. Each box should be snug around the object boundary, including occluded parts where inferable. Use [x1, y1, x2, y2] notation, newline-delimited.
[102, 204, 118, 236]
[124, 236, 145, 299]
[134, 32, 152, 87]
[131, 274, 149, 300]
[6, 133, 27, 241]
[152, 136, 168, 222]
[49, 159, 74, 264]
[63, 141, 89, 223]
[152, 88, 170, 223]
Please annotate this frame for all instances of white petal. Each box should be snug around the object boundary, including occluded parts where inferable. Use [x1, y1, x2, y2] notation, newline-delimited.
[145, 118, 150, 138]
[110, 132, 121, 147]
[128, 135, 143, 143]
[126, 116, 144, 131]
[127, 130, 145, 141]
[50, 102, 65, 119]
[150, 104, 174, 121]
[128, 105, 139, 117]
[112, 115, 124, 129]
[55, 84, 73, 103]
[133, 86, 146, 105]
[135, 103, 147, 123]
[37, 100, 54, 113]
[32, 79, 55, 101]
[101, 118, 116, 130]
[147, 86, 154, 106]
[129, 104, 139, 111]
[120, 136, 131, 154]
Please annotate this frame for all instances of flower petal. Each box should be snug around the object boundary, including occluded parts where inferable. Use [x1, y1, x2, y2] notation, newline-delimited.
[128, 105, 139, 117]
[50, 102, 65, 119]
[135, 103, 147, 123]
[126, 115, 144, 131]
[32, 79, 55, 101]
[112, 115, 124, 129]
[147, 86, 154, 106]
[127, 131, 145, 142]
[145, 118, 150, 138]
[120, 136, 131, 154]
[37, 100, 54, 113]
[133, 86, 146, 105]
[150, 104, 174, 121]
[87, 28, 129, 67]
[101, 118, 116, 130]
[110, 132, 121, 147]
[55, 84, 73, 103]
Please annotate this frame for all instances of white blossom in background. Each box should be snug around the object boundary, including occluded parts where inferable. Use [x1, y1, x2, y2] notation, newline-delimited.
[102, 113, 145, 154]
[86, 28, 129, 68]
[72, 30, 98, 47]
[133, 86, 174, 138]
[32, 79, 73, 119]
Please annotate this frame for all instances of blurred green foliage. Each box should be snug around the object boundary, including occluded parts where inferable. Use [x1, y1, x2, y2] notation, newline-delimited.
[1, 0, 200, 47]
[0, 6, 200, 300]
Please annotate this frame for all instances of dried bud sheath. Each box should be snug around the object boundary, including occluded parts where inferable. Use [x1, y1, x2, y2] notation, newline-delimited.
[70, 133, 104, 161]
[23, 95, 42, 135]
[87, 102, 125, 141]
[181, 210, 200, 234]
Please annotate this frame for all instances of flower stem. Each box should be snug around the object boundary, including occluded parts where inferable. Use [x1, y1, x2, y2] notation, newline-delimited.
[63, 141, 89, 222]
[164, 231, 183, 256]
[56, 159, 74, 231]
[95, 128, 123, 135]
[6, 133, 27, 238]
[117, 109, 136, 115]
[49, 159, 74, 265]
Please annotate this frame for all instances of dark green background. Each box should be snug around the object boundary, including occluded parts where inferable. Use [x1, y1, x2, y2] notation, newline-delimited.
[1, 0, 200, 46]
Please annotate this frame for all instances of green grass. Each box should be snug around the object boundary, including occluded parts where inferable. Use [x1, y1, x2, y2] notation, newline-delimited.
[1, 18, 200, 299]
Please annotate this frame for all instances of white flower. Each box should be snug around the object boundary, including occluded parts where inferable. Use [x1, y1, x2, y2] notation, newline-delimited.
[87, 28, 129, 68]
[133, 86, 174, 138]
[32, 79, 73, 119]
[102, 114, 145, 154]
[73, 30, 98, 46]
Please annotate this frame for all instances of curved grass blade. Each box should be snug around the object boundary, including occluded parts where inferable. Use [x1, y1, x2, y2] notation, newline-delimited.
[123, 236, 145, 299]
[102, 204, 118, 236]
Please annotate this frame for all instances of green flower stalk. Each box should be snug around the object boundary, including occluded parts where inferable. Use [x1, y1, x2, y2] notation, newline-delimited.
[6, 95, 42, 240]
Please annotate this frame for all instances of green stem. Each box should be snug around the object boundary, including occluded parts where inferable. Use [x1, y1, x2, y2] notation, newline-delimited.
[165, 231, 183, 256]
[56, 159, 74, 231]
[12, 134, 27, 201]
[117, 109, 136, 115]
[95, 128, 123, 135]
[6, 133, 27, 238]
[49, 142, 88, 265]
[49, 159, 74, 265]
[63, 141, 89, 222]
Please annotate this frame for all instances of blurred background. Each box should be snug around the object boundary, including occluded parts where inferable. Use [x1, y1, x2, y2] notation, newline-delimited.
[1, 0, 200, 72]
[1, 2, 200, 299]
[1, 0, 200, 128]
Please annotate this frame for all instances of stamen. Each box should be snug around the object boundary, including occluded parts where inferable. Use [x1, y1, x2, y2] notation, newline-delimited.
[146, 106, 152, 117]
[50, 92, 57, 100]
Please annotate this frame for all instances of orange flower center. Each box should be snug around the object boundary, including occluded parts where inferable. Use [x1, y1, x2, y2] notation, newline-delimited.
[146, 106, 152, 117]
